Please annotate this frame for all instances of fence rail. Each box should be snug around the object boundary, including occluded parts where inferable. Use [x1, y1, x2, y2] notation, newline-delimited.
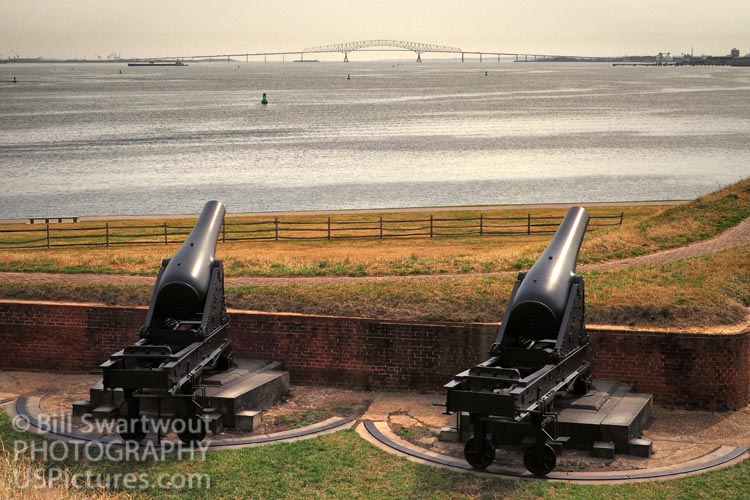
[0, 213, 624, 250]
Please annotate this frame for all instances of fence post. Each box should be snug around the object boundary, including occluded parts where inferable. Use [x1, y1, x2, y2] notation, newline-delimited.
[164, 222, 168, 245]
[527, 214, 531, 235]
[222, 222, 226, 243]
[620, 211, 624, 225]
[479, 214, 483, 236]
[379, 216, 383, 239]
[105, 223, 109, 248]
[429, 215, 433, 238]
[274, 218, 279, 240]
[46, 223, 50, 249]
[327, 217, 331, 240]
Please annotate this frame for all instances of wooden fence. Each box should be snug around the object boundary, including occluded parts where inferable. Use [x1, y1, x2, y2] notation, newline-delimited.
[0, 213, 624, 250]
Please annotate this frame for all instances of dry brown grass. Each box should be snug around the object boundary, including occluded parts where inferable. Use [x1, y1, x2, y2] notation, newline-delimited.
[2, 179, 749, 278]
[580, 178, 750, 263]
[0, 206, 655, 277]
[584, 245, 750, 329]
[1, 245, 748, 330]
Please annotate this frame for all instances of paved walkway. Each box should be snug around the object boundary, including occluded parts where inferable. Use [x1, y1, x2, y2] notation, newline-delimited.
[0, 217, 748, 287]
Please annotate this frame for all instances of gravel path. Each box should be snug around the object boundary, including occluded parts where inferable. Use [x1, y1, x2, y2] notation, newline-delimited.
[0, 217, 748, 287]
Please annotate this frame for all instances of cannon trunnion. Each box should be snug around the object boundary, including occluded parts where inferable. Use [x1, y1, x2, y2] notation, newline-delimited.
[445, 206, 591, 475]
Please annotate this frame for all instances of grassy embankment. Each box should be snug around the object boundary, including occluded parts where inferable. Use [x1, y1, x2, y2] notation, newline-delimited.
[0, 179, 749, 329]
[2, 411, 750, 500]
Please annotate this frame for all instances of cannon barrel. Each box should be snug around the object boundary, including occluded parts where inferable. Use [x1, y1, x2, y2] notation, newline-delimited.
[505, 206, 589, 340]
[155, 200, 225, 317]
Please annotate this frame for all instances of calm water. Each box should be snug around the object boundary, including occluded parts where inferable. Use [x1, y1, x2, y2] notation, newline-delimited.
[1, 61, 750, 218]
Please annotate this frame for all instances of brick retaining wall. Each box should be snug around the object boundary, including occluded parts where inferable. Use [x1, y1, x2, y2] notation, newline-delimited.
[0, 301, 747, 410]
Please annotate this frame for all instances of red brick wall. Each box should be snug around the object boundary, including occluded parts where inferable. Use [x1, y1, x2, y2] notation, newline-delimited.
[0, 301, 145, 372]
[588, 329, 750, 411]
[0, 300, 748, 410]
[228, 312, 497, 391]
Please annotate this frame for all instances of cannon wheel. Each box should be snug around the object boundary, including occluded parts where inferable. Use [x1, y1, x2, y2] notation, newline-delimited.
[523, 443, 557, 476]
[177, 418, 207, 446]
[464, 437, 496, 469]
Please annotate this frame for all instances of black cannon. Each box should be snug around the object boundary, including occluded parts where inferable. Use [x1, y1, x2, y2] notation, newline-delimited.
[100, 200, 232, 444]
[444, 206, 591, 475]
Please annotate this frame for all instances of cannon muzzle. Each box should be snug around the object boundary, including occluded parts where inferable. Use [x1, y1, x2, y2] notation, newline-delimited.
[154, 200, 225, 318]
[505, 206, 589, 340]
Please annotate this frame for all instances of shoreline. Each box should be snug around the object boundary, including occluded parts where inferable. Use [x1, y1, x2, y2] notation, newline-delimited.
[0, 199, 687, 224]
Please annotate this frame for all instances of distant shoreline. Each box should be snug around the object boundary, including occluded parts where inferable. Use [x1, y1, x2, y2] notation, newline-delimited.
[0, 199, 687, 224]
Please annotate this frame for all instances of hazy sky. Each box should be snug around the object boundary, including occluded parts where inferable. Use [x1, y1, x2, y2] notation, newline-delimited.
[2, 0, 749, 59]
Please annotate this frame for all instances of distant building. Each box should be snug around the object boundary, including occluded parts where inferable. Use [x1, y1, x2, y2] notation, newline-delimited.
[731, 48, 740, 57]
[655, 52, 673, 64]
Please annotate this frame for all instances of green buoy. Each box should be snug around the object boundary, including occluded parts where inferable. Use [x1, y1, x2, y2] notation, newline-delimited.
[261, 92, 268, 105]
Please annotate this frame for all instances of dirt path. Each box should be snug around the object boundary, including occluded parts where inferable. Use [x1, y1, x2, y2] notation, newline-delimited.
[0, 217, 748, 287]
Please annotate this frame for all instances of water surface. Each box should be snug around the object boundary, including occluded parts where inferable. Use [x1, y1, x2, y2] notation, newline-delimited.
[1, 61, 749, 217]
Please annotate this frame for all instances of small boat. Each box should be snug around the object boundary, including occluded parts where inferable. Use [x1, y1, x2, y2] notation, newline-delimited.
[127, 61, 188, 67]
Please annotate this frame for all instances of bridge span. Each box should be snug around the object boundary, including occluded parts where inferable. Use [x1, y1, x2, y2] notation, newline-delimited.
[146, 40, 604, 64]
[304, 40, 462, 62]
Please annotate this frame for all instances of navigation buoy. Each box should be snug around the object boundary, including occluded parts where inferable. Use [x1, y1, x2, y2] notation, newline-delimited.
[485, 70, 488, 76]
[119, 69, 122, 74]
[13, 76, 16, 84]
[347, 73, 351, 80]
[261, 92, 268, 105]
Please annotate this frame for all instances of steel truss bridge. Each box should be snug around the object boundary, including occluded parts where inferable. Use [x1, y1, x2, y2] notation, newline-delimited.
[146, 40, 606, 64]
[304, 40, 462, 62]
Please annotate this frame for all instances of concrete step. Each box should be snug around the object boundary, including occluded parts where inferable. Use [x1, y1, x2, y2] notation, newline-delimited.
[235, 410, 262, 432]
[203, 412, 224, 434]
[592, 440, 616, 459]
[202, 359, 284, 386]
[557, 390, 652, 453]
[71, 400, 91, 417]
[203, 370, 289, 427]
[92, 405, 117, 420]
[629, 437, 653, 458]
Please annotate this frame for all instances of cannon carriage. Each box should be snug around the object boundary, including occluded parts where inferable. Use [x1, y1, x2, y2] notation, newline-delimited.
[445, 206, 592, 475]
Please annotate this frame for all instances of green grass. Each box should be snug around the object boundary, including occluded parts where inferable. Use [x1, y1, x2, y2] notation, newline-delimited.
[3, 411, 750, 499]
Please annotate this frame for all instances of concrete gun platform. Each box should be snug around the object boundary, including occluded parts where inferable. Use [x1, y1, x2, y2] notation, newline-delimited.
[81, 358, 289, 433]
[459, 379, 652, 457]
[557, 380, 653, 453]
